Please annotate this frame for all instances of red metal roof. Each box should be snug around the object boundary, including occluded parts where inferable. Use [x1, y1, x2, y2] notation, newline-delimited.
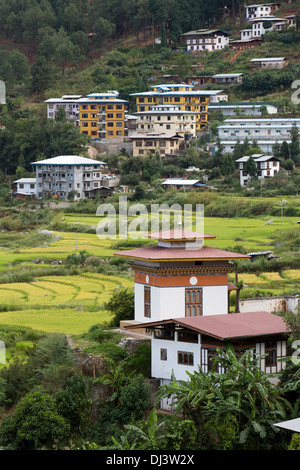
[114, 245, 250, 261]
[128, 311, 290, 341]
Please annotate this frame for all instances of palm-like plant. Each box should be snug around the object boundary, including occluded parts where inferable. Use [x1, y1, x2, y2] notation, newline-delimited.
[156, 346, 292, 448]
[94, 357, 133, 406]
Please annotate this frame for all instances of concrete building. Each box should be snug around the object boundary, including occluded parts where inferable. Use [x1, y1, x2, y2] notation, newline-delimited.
[182, 29, 231, 52]
[77, 92, 128, 139]
[208, 102, 278, 116]
[130, 132, 183, 157]
[13, 178, 36, 199]
[235, 153, 281, 186]
[130, 84, 224, 131]
[115, 228, 290, 409]
[134, 105, 198, 138]
[31, 155, 108, 200]
[217, 117, 300, 154]
[245, 3, 282, 20]
[44, 95, 83, 123]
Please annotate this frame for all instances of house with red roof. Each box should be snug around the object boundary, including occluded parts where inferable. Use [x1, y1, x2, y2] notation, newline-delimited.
[114, 228, 290, 408]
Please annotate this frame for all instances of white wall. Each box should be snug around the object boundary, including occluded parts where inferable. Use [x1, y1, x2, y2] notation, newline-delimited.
[151, 333, 201, 382]
[134, 283, 228, 322]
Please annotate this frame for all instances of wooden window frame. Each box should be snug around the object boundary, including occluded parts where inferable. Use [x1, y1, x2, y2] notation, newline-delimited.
[144, 286, 151, 318]
[178, 351, 194, 366]
[185, 287, 203, 317]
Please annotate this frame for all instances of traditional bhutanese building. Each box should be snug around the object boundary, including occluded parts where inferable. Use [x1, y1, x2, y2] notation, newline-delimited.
[114, 228, 249, 324]
[114, 228, 290, 409]
[77, 92, 128, 138]
[130, 84, 224, 131]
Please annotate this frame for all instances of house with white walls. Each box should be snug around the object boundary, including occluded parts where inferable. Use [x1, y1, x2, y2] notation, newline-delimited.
[182, 29, 231, 52]
[245, 3, 282, 20]
[13, 178, 36, 199]
[118, 228, 290, 409]
[235, 154, 281, 186]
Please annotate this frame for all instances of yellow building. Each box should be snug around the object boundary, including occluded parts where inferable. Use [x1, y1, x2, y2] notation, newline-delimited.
[130, 84, 223, 131]
[130, 132, 183, 157]
[78, 92, 128, 138]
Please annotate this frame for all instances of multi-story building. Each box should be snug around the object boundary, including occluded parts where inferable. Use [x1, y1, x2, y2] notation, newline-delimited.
[217, 118, 300, 154]
[31, 155, 108, 200]
[134, 105, 198, 137]
[44, 95, 83, 123]
[115, 228, 289, 408]
[208, 101, 278, 116]
[235, 153, 281, 186]
[130, 132, 183, 157]
[245, 3, 281, 20]
[130, 84, 224, 131]
[77, 92, 128, 139]
[182, 28, 231, 52]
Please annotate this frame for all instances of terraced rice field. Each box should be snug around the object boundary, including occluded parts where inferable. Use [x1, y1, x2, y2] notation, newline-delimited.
[0, 273, 133, 334]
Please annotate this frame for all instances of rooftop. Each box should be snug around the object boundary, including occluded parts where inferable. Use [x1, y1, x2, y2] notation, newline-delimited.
[126, 311, 289, 341]
[114, 244, 250, 262]
[31, 155, 107, 166]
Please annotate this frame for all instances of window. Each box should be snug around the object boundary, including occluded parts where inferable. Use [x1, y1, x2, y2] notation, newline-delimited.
[144, 286, 151, 318]
[160, 349, 167, 361]
[265, 342, 277, 367]
[178, 351, 194, 366]
[185, 288, 203, 317]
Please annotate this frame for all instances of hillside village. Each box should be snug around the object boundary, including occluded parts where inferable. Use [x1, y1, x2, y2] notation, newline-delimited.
[0, 0, 300, 454]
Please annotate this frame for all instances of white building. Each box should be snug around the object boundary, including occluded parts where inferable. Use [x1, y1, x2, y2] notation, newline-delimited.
[31, 155, 107, 200]
[118, 228, 289, 410]
[134, 105, 198, 137]
[217, 118, 300, 154]
[13, 178, 36, 198]
[44, 95, 83, 123]
[182, 29, 231, 52]
[208, 102, 278, 116]
[235, 153, 281, 186]
[245, 3, 281, 20]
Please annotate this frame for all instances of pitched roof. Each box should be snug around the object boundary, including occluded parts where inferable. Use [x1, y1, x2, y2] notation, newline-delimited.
[114, 245, 250, 261]
[126, 311, 290, 341]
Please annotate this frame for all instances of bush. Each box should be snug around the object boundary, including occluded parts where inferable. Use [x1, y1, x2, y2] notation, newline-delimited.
[0, 391, 70, 449]
[104, 287, 134, 327]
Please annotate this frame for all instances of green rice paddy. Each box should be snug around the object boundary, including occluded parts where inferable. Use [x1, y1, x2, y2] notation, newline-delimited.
[0, 214, 298, 334]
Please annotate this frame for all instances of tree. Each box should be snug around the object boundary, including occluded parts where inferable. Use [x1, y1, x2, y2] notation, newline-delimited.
[0, 391, 70, 449]
[56, 373, 92, 436]
[289, 123, 300, 162]
[104, 287, 134, 327]
[221, 154, 235, 176]
[93, 17, 116, 49]
[244, 156, 258, 179]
